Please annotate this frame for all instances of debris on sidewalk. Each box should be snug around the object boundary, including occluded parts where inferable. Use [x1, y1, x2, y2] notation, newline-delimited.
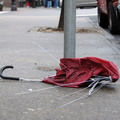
[0, 57, 119, 96]
[43, 57, 119, 88]
[29, 27, 103, 33]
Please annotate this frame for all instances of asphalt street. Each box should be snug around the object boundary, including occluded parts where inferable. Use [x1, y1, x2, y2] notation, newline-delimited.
[0, 7, 120, 120]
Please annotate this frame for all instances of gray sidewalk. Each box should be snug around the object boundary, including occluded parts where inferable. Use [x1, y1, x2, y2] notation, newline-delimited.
[0, 7, 120, 120]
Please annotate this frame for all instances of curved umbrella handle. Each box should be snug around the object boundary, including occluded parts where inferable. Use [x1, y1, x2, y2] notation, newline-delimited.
[0, 65, 19, 80]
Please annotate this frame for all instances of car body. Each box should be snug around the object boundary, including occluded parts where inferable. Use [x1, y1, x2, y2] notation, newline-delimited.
[97, 0, 120, 34]
[60, 0, 97, 8]
[76, 0, 97, 8]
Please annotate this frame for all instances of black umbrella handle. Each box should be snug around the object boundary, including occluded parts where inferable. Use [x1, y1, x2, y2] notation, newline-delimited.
[0, 65, 19, 80]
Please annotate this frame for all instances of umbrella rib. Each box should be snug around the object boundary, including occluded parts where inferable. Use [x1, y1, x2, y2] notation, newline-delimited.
[15, 80, 93, 95]
[33, 41, 67, 68]
[57, 76, 111, 100]
[57, 81, 110, 108]
[57, 93, 89, 108]
[57, 86, 89, 100]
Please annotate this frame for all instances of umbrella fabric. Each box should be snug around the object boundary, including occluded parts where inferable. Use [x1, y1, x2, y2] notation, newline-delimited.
[43, 57, 119, 88]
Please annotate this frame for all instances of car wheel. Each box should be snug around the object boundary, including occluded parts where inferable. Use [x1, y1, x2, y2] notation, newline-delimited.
[80, 7, 84, 9]
[108, 2, 120, 34]
[98, 6, 108, 28]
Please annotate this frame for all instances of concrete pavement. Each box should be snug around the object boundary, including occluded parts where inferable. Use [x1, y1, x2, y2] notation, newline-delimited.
[0, 7, 120, 120]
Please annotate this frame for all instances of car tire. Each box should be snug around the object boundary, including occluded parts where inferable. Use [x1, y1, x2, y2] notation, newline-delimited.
[108, 2, 120, 34]
[98, 6, 108, 28]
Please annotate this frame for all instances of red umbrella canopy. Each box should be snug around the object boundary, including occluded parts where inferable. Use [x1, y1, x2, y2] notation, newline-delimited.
[43, 57, 119, 87]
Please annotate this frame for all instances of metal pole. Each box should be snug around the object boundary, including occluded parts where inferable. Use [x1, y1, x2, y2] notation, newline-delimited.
[31, 0, 36, 8]
[11, 0, 17, 11]
[64, 0, 76, 58]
